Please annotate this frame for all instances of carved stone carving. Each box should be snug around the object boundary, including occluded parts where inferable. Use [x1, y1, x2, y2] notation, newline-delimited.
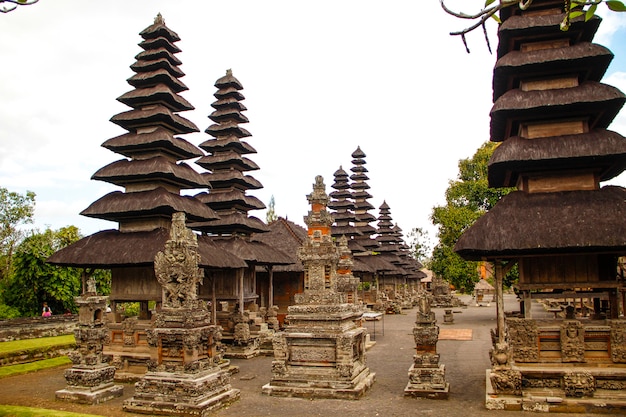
[560, 320, 585, 363]
[563, 371, 595, 397]
[490, 341, 512, 369]
[154, 212, 203, 309]
[610, 320, 626, 363]
[507, 318, 539, 363]
[489, 369, 522, 395]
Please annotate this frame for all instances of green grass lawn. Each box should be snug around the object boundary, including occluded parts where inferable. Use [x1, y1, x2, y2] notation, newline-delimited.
[0, 405, 105, 417]
[0, 356, 72, 379]
[0, 335, 75, 355]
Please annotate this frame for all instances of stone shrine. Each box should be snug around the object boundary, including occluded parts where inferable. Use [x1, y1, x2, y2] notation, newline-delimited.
[123, 213, 240, 416]
[262, 176, 375, 399]
[404, 292, 449, 399]
[56, 277, 123, 404]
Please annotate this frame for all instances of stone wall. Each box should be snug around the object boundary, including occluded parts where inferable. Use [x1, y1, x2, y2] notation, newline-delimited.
[0, 315, 77, 342]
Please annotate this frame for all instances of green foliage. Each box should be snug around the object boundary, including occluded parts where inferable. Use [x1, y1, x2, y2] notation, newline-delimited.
[0, 303, 21, 319]
[0, 187, 35, 281]
[2, 226, 111, 317]
[407, 227, 432, 264]
[266, 195, 278, 224]
[430, 141, 516, 293]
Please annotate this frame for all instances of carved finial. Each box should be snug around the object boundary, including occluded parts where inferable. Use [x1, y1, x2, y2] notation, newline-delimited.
[226, 68, 232, 76]
[155, 13, 164, 25]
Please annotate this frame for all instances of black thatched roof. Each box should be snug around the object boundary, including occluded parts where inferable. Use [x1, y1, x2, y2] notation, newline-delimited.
[117, 83, 194, 112]
[46, 228, 246, 269]
[92, 157, 209, 189]
[493, 42, 613, 101]
[490, 81, 626, 141]
[252, 217, 306, 272]
[455, 186, 626, 260]
[489, 130, 626, 187]
[81, 187, 219, 223]
[102, 127, 203, 160]
[496, 12, 600, 59]
[110, 104, 199, 134]
[190, 213, 268, 235]
[209, 235, 293, 266]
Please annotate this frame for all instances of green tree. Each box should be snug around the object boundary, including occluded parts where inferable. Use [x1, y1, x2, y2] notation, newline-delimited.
[407, 227, 432, 264]
[3, 226, 110, 317]
[266, 195, 278, 224]
[0, 187, 36, 282]
[430, 141, 514, 292]
[441, 0, 626, 53]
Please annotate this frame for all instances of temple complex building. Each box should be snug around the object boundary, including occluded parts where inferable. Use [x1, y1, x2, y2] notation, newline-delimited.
[454, 0, 626, 411]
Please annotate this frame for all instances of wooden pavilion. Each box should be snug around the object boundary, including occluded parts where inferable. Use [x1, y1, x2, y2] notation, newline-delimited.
[454, 0, 626, 411]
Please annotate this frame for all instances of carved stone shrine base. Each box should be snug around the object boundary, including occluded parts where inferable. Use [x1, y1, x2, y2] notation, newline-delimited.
[262, 365, 375, 400]
[55, 365, 123, 404]
[123, 368, 240, 416]
[404, 364, 450, 399]
[485, 366, 626, 413]
[263, 310, 376, 400]
[224, 336, 260, 359]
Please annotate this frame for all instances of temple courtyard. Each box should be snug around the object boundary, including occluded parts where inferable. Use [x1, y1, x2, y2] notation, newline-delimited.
[0, 294, 604, 417]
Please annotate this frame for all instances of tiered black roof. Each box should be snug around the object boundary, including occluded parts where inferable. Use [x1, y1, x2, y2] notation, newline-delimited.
[83, 13, 217, 230]
[192, 69, 268, 235]
[455, 1, 626, 260]
[328, 166, 361, 240]
[349, 146, 378, 250]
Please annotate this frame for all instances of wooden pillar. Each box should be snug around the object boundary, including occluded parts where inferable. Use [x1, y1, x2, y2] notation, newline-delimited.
[495, 261, 505, 344]
[267, 265, 274, 308]
[211, 273, 217, 325]
[523, 291, 532, 319]
[238, 268, 244, 315]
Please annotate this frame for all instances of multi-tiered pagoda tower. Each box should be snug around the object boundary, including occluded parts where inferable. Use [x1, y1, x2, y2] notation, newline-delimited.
[349, 147, 379, 252]
[191, 70, 291, 358]
[47, 15, 247, 380]
[328, 166, 361, 242]
[454, 1, 626, 411]
[192, 69, 267, 235]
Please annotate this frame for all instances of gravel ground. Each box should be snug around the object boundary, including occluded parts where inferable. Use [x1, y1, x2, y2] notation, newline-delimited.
[0, 294, 593, 417]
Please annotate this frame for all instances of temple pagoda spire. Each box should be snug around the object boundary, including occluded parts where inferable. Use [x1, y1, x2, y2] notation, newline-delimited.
[349, 146, 378, 250]
[83, 14, 217, 232]
[328, 165, 361, 240]
[192, 69, 268, 236]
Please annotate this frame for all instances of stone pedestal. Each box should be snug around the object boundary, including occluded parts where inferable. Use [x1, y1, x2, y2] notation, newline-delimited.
[405, 294, 449, 399]
[262, 176, 375, 399]
[56, 285, 123, 404]
[123, 306, 240, 416]
[123, 212, 240, 416]
[262, 298, 375, 399]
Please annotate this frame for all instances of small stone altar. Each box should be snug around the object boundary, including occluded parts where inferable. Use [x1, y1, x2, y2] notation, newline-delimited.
[262, 176, 375, 399]
[404, 293, 449, 399]
[123, 213, 240, 416]
[56, 277, 123, 404]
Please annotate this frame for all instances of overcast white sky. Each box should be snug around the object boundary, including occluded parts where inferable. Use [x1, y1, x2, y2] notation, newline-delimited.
[1, 1, 625, 248]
